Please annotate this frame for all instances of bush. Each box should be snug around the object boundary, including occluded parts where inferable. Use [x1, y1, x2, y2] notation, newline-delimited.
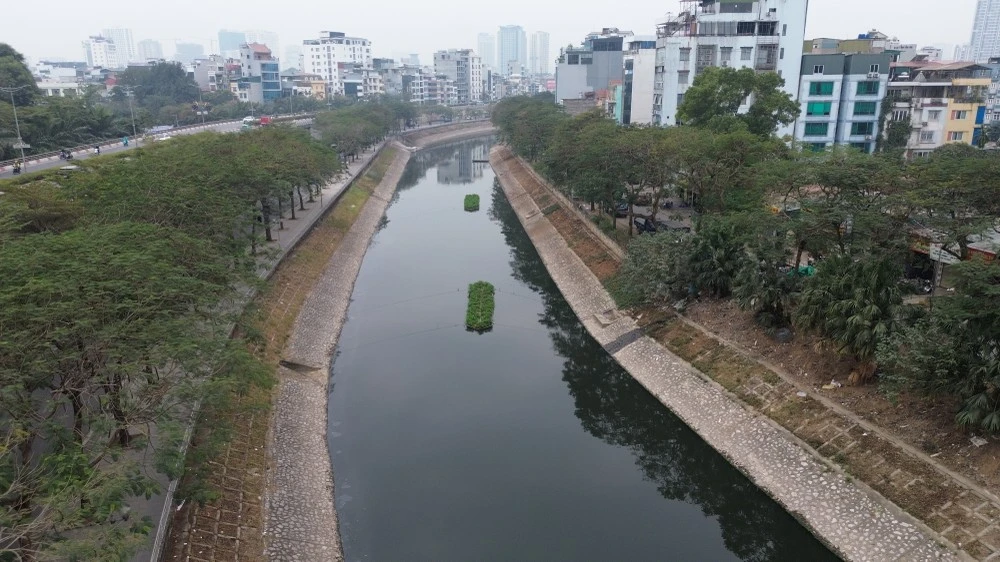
[464, 194, 480, 212]
[466, 281, 494, 332]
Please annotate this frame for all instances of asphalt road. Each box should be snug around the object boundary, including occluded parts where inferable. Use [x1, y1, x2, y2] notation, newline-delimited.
[0, 119, 307, 180]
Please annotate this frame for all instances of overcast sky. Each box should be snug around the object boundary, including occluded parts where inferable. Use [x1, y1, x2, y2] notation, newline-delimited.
[5, 0, 980, 67]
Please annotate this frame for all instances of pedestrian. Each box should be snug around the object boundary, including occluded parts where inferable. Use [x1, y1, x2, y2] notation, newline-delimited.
[94, 145, 100, 155]
[122, 136, 129, 147]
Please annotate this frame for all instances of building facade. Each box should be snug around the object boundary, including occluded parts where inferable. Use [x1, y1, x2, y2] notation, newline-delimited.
[174, 43, 206, 65]
[651, 0, 808, 136]
[301, 31, 373, 96]
[218, 30, 247, 58]
[238, 43, 281, 104]
[245, 30, 280, 60]
[555, 28, 632, 112]
[498, 25, 527, 76]
[969, 0, 1000, 62]
[82, 36, 119, 69]
[886, 61, 990, 158]
[191, 55, 228, 92]
[102, 28, 136, 64]
[794, 53, 891, 153]
[477, 32, 496, 71]
[433, 49, 483, 104]
[530, 31, 551, 75]
[137, 39, 164, 61]
[620, 38, 658, 124]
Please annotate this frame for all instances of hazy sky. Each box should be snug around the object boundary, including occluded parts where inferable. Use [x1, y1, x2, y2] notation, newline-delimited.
[5, 0, 980, 66]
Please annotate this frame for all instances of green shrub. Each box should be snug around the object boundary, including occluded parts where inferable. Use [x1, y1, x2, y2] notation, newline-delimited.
[466, 281, 495, 332]
[464, 194, 480, 212]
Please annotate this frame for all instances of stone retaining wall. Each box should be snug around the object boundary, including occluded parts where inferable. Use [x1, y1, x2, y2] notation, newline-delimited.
[490, 145, 958, 562]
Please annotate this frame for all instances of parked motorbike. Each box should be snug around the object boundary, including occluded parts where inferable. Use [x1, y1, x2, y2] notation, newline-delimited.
[59, 150, 73, 160]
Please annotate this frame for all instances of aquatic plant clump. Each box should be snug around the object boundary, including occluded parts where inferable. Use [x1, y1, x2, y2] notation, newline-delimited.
[466, 281, 495, 332]
[464, 194, 480, 212]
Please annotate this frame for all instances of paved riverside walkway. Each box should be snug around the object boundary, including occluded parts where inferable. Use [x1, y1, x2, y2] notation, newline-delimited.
[490, 146, 957, 562]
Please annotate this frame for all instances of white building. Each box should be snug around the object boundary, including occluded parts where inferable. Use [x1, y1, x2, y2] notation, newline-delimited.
[969, 0, 1000, 62]
[917, 46, 944, 62]
[433, 49, 483, 104]
[530, 31, 551, 75]
[102, 28, 136, 63]
[794, 53, 891, 154]
[301, 31, 373, 96]
[622, 38, 657, 124]
[191, 55, 227, 92]
[498, 25, 527, 76]
[651, 0, 808, 137]
[137, 39, 163, 61]
[82, 36, 120, 69]
[477, 33, 496, 71]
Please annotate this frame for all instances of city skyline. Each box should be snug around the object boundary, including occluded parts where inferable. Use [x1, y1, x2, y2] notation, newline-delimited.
[4, 0, 982, 67]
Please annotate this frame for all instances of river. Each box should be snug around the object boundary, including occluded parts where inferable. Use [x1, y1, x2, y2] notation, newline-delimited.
[327, 137, 837, 561]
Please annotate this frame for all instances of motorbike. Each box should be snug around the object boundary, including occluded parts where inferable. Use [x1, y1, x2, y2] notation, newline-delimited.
[12, 164, 21, 175]
[59, 151, 73, 160]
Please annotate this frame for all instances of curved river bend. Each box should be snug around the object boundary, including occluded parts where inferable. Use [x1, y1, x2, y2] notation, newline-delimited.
[327, 137, 837, 561]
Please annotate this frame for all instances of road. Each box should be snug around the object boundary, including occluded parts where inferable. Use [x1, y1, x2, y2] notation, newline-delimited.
[0, 119, 311, 180]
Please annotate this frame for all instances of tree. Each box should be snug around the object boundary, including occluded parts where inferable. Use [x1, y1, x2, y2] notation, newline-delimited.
[676, 67, 799, 137]
[114, 62, 199, 107]
[0, 43, 39, 105]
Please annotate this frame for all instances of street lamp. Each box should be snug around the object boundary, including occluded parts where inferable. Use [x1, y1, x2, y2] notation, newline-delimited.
[0, 85, 30, 166]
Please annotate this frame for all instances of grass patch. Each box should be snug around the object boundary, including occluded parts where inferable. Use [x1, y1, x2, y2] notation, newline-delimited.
[466, 281, 495, 332]
[464, 193, 480, 212]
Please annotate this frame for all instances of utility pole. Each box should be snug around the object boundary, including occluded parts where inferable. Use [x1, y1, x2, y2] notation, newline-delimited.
[122, 85, 139, 138]
[0, 85, 29, 166]
[198, 89, 206, 124]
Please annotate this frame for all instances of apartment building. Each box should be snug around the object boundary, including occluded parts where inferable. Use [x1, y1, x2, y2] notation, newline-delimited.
[616, 38, 657, 124]
[433, 49, 483, 104]
[82, 36, 120, 69]
[651, 0, 808, 136]
[191, 55, 228, 92]
[301, 31, 373, 97]
[886, 61, 990, 157]
[794, 53, 891, 153]
[498, 25, 528, 76]
[555, 28, 633, 112]
[237, 43, 281, 104]
[102, 28, 136, 64]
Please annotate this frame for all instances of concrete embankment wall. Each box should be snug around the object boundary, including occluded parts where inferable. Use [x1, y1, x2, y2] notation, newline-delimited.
[489, 145, 955, 562]
[262, 124, 495, 561]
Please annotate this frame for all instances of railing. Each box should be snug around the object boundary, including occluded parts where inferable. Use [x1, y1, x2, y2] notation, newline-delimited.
[1, 112, 315, 171]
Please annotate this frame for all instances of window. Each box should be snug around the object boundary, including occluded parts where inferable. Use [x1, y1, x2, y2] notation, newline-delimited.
[804, 122, 829, 136]
[679, 48, 691, 62]
[870, 64, 880, 73]
[678, 71, 689, 85]
[920, 131, 935, 143]
[951, 110, 968, 120]
[928, 110, 942, 121]
[810, 143, 827, 152]
[851, 122, 875, 136]
[913, 151, 932, 158]
[856, 81, 879, 95]
[720, 47, 732, 61]
[741, 47, 752, 61]
[854, 102, 877, 115]
[780, 47, 784, 60]
[807, 101, 832, 116]
[809, 81, 834, 95]
[850, 142, 871, 152]
[783, 24, 788, 36]
[948, 131, 965, 141]
[812, 65, 824, 74]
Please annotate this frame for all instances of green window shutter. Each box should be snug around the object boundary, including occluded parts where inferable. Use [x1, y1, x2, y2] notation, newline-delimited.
[850, 122, 874, 135]
[804, 122, 829, 136]
[807, 102, 832, 115]
[856, 81, 879, 95]
[809, 82, 834, 95]
[854, 102, 877, 115]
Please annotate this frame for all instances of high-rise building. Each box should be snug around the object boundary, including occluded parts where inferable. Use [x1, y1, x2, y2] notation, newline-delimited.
[530, 31, 550, 75]
[434, 48, 483, 104]
[137, 39, 164, 61]
[284, 46, 302, 70]
[497, 25, 527, 76]
[218, 30, 247, 58]
[969, 0, 1000, 62]
[82, 36, 119, 69]
[102, 28, 136, 63]
[477, 32, 496, 71]
[300, 31, 373, 97]
[954, 44, 972, 61]
[555, 28, 632, 115]
[651, 0, 808, 136]
[245, 30, 280, 58]
[174, 42, 205, 64]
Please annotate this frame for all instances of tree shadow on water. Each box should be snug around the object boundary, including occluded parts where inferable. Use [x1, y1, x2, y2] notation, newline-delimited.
[489, 182, 837, 562]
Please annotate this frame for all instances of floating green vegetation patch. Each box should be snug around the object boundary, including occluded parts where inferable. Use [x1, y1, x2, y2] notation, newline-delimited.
[464, 194, 480, 212]
[466, 281, 495, 332]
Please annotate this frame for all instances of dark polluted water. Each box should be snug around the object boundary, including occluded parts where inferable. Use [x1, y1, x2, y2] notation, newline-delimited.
[327, 137, 838, 561]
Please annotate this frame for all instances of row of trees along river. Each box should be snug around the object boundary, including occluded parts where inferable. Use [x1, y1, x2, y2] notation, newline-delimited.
[0, 98, 416, 559]
[0, 42, 466, 161]
[492, 72, 1000, 436]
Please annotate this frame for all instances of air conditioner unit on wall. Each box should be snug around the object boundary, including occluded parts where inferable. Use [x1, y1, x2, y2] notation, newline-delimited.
[867, 72, 880, 79]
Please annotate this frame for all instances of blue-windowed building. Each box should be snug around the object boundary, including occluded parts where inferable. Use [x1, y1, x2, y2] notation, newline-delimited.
[238, 42, 281, 104]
